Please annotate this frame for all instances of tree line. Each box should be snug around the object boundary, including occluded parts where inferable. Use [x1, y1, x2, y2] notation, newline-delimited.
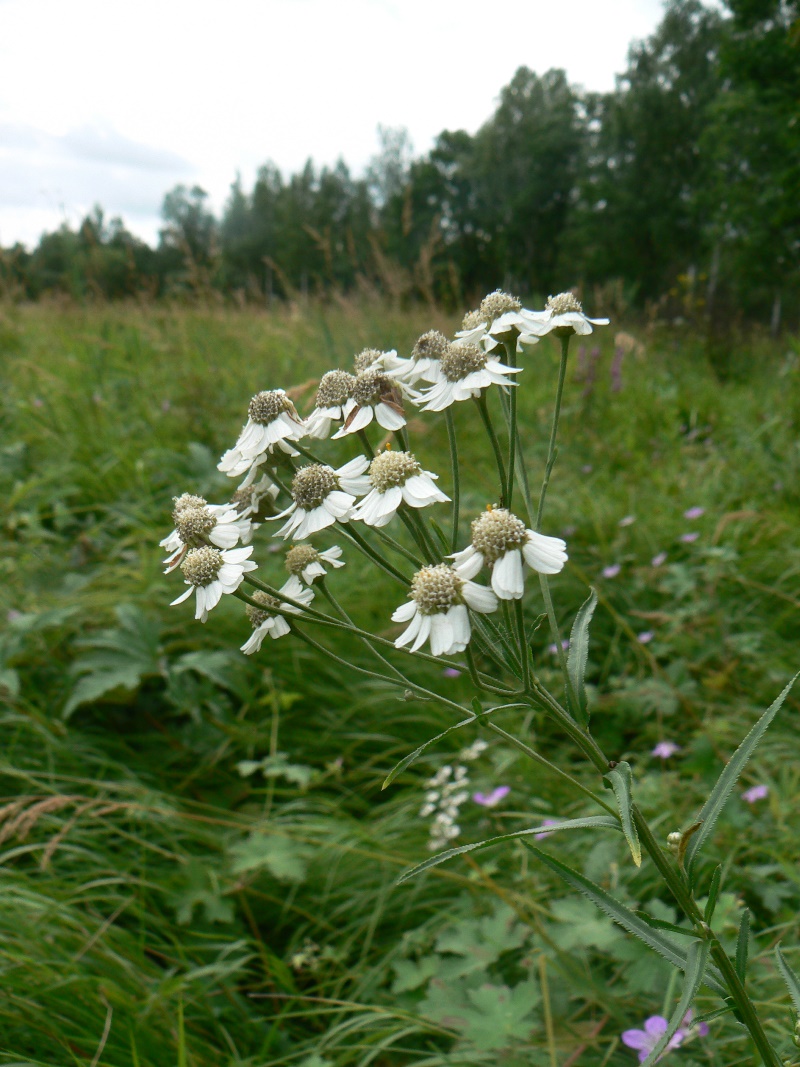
[1, 0, 797, 327]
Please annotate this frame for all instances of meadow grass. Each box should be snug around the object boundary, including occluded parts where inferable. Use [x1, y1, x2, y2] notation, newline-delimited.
[1, 299, 799, 1065]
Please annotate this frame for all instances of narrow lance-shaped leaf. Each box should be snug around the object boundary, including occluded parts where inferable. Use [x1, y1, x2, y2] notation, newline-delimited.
[735, 909, 750, 980]
[396, 817, 621, 885]
[525, 845, 726, 996]
[685, 672, 799, 874]
[604, 761, 641, 867]
[382, 703, 527, 789]
[642, 940, 711, 1066]
[704, 864, 723, 923]
[775, 945, 800, 1012]
[567, 587, 597, 726]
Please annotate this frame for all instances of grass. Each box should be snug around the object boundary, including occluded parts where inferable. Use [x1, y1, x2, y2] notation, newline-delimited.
[0, 297, 799, 1065]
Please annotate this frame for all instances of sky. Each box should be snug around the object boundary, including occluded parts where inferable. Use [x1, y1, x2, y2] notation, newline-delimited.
[0, 0, 669, 249]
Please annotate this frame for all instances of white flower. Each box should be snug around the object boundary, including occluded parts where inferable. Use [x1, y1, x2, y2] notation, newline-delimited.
[272, 457, 370, 539]
[240, 576, 315, 654]
[525, 292, 609, 337]
[218, 389, 305, 479]
[353, 449, 449, 527]
[386, 331, 451, 386]
[285, 543, 345, 584]
[229, 474, 280, 543]
[455, 291, 548, 353]
[160, 494, 252, 572]
[417, 342, 521, 412]
[305, 370, 357, 439]
[332, 371, 413, 438]
[353, 346, 413, 378]
[392, 563, 498, 657]
[171, 545, 257, 623]
[451, 508, 568, 600]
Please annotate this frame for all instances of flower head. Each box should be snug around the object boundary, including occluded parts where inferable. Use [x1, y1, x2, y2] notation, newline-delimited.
[473, 785, 510, 807]
[218, 389, 305, 480]
[305, 370, 356, 439]
[417, 343, 521, 411]
[171, 545, 257, 622]
[742, 784, 768, 803]
[637, 630, 655, 644]
[272, 457, 370, 539]
[285, 543, 345, 584]
[455, 290, 546, 352]
[160, 495, 252, 572]
[353, 449, 449, 527]
[240, 576, 315, 654]
[651, 552, 668, 567]
[680, 531, 699, 543]
[332, 371, 412, 438]
[229, 474, 280, 537]
[535, 292, 610, 338]
[621, 1016, 684, 1063]
[652, 741, 680, 759]
[451, 508, 568, 599]
[403, 330, 452, 385]
[392, 563, 497, 657]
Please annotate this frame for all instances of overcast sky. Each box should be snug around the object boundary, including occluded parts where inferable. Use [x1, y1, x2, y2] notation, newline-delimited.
[0, 0, 668, 249]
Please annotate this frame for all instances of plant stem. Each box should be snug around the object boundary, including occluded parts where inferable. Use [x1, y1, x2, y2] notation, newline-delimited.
[445, 408, 460, 552]
[504, 340, 518, 509]
[536, 334, 570, 532]
[474, 395, 507, 506]
[514, 599, 530, 692]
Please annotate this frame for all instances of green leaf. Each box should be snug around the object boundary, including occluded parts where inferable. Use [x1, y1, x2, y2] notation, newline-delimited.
[419, 977, 539, 1051]
[63, 665, 146, 720]
[391, 956, 440, 994]
[382, 703, 526, 789]
[685, 672, 799, 873]
[228, 833, 312, 883]
[642, 940, 710, 1066]
[567, 587, 597, 725]
[236, 753, 316, 790]
[525, 846, 726, 997]
[634, 912, 696, 938]
[775, 945, 800, 1012]
[0, 668, 20, 699]
[735, 908, 750, 980]
[397, 816, 621, 884]
[704, 865, 723, 922]
[603, 761, 641, 867]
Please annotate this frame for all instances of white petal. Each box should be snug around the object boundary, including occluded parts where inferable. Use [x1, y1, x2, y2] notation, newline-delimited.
[375, 402, 406, 430]
[451, 546, 484, 580]
[430, 613, 454, 657]
[392, 600, 417, 623]
[333, 404, 373, 437]
[170, 585, 194, 606]
[522, 532, 568, 575]
[323, 490, 356, 518]
[410, 614, 432, 652]
[446, 605, 471, 651]
[222, 546, 254, 564]
[269, 615, 292, 639]
[336, 455, 370, 478]
[241, 624, 269, 655]
[491, 549, 525, 600]
[462, 582, 498, 614]
[394, 611, 422, 648]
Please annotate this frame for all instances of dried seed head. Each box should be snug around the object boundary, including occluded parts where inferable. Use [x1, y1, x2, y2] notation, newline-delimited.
[410, 564, 463, 615]
[291, 464, 338, 510]
[369, 450, 421, 491]
[248, 389, 291, 425]
[546, 291, 582, 315]
[246, 589, 280, 627]
[231, 485, 255, 512]
[352, 371, 392, 407]
[412, 330, 450, 362]
[181, 546, 223, 586]
[461, 309, 484, 330]
[175, 506, 216, 544]
[470, 508, 528, 565]
[172, 493, 207, 523]
[440, 343, 487, 383]
[479, 290, 521, 323]
[285, 543, 320, 575]
[353, 349, 384, 374]
[316, 370, 356, 409]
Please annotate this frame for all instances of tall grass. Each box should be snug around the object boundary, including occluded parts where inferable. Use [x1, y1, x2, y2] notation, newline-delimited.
[1, 300, 799, 1064]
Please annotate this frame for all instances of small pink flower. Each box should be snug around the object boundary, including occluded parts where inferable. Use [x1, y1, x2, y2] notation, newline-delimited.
[651, 552, 668, 567]
[622, 1015, 684, 1063]
[473, 786, 510, 808]
[619, 515, 636, 527]
[535, 817, 561, 840]
[443, 667, 461, 678]
[742, 784, 768, 803]
[548, 639, 570, 655]
[581, 464, 593, 474]
[32, 396, 43, 408]
[637, 631, 654, 644]
[602, 564, 621, 578]
[652, 741, 680, 759]
[161, 399, 171, 412]
[680, 531, 699, 543]
[684, 506, 705, 520]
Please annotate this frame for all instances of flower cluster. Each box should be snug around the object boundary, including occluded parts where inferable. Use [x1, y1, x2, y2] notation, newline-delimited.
[420, 764, 471, 850]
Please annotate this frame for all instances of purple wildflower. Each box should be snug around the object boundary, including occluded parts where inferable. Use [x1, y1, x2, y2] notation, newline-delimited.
[652, 741, 680, 759]
[442, 667, 461, 678]
[637, 631, 654, 644]
[603, 564, 621, 578]
[742, 784, 768, 804]
[535, 817, 561, 840]
[619, 515, 636, 527]
[548, 639, 570, 655]
[581, 464, 594, 474]
[621, 1016, 684, 1063]
[680, 532, 699, 543]
[683, 506, 705, 520]
[473, 786, 510, 808]
[651, 552, 668, 567]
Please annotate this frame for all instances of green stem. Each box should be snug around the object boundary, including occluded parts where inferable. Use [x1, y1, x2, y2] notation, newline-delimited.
[514, 599, 530, 692]
[536, 334, 570, 532]
[475, 395, 507, 506]
[504, 340, 518, 509]
[338, 524, 409, 585]
[445, 408, 460, 552]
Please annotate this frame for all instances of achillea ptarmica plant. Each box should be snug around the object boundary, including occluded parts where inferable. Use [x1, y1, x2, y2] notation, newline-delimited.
[353, 449, 449, 527]
[391, 563, 497, 657]
[332, 371, 412, 437]
[272, 457, 370, 539]
[218, 389, 305, 480]
[417, 342, 520, 411]
[160, 495, 251, 572]
[284, 543, 345, 584]
[240, 577, 315, 653]
[171, 545, 257, 622]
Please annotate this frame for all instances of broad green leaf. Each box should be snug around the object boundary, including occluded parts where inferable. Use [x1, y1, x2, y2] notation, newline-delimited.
[685, 672, 799, 873]
[704, 865, 723, 922]
[382, 703, 526, 789]
[567, 587, 597, 725]
[525, 846, 726, 996]
[434, 902, 528, 973]
[63, 665, 146, 719]
[735, 908, 750, 979]
[229, 833, 312, 883]
[642, 940, 710, 1066]
[391, 956, 440, 994]
[775, 945, 800, 1012]
[419, 977, 539, 1051]
[397, 816, 621, 884]
[604, 761, 641, 866]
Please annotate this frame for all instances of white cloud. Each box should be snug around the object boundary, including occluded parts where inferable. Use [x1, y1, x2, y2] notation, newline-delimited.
[0, 0, 667, 248]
